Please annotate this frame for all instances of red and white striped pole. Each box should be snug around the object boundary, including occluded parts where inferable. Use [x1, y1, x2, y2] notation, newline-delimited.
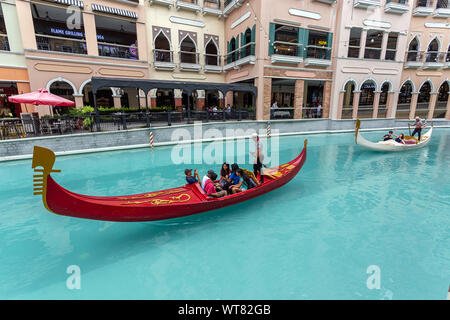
[149, 124, 154, 149]
[447, 285, 450, 300]
[267, 121, 271, 139]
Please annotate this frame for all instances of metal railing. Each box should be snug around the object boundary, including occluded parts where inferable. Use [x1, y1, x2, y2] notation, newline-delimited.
[226, 42, 255, 63]
[204, 53, 221, 66]
[179, 51, 199, 64]
[306, 45, 332, 60]
[0, 34, 9, 51]
[36, 34, 87, 55]
[98, 42, 139, 60]
[273, 41, 302, 57]
[154, 48, 173, 62]
[425, 51, 446, 63]
[406, 50, 424, 62]
[364, 47, 383, 60]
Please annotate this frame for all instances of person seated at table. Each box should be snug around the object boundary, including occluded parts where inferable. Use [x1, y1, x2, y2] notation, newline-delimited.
[382, 131, 394, 141]
[185, 168, 200, 185]
[204, 172, 227, 198]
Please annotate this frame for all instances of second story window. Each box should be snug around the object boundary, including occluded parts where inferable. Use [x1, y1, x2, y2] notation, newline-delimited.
[273, 24, 301, 57]
[204, 0, 220, 9]
[406, 37, 421, 61]
[347, 27, 362, 58]
[95, 15, 138, 60]
[425, 38, 439, 62]
[205, 39, 219, 66]
[436, 0, 448, 8]
[364, 30, 383, 59]
[154, 32, 172, 63]
[32, 3, 87, 55]
[180, 36, 198, 64]
[385, 32, 398, 61]
[416, 0, 430, 7]
[0, 6, 9, 51]
[307, 30, 331, 60]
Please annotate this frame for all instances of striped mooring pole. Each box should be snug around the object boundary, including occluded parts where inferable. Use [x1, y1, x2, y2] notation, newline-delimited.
[267, 121, 271, 139]
[149, 124, 154, 149]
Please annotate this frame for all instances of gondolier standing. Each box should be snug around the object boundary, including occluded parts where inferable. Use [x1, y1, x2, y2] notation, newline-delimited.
[411, 116, 426, 142]
[251, 133, 264, 183]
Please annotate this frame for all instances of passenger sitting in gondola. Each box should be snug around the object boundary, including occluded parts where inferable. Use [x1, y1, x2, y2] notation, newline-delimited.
[204, 171, 228, 198]
[382, 131, 394, 141]
[395, 133, 406, 144]
[219, 163, 231, 189]
[230, 169, 257, 194]
[185, 168, 200, 185]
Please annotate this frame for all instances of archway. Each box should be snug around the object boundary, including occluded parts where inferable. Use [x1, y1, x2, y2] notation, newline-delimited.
[407, 37, 420, 62]
[180, 36, 197, 64]
[154, 32, 172, 62]
[205, 40, 219, 66]
[396, 81, 413, 119]
[342, 81, 355, 119]
[82, 83, 114, 108]
[378, 82, 390, 118]
[229, 37, 237, 63]
[435, 81, 449, 119]
[416, 81, 432, 118]
[49, 81, 74, 114]
[426, 38, 439, 62]
[156, 89, 174, 109]
[243, 28, 252, 58]
[358, 80, 376, 118]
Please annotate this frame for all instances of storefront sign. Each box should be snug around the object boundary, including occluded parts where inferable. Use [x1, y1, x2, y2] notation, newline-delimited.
[50, 28, 104, 40]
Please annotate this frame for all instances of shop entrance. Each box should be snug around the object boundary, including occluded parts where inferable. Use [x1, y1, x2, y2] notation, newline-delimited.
[304, 81, 324, 118]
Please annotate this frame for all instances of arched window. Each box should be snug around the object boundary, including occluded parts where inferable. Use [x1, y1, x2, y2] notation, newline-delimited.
[180, 36, 197, 64]
[379, 82, 390, 118]
[154, 32, 172, 62]
[205, 40, 219, 66]
[358, 80, 376, 118]
[243, 28, 252, 58]
[435, 82, 449, 118]
[425, 38, 439, 62]
[446, 44, 450, 62]
[342, 81, 355, 119]
[49, 81, 75, 114]
[417, 81, 432, 118]
[82, 83, 114, 108]
[156, 89, 174, 108]
[407, 37, 420, 62]
[228, 37, 237, 63]
[396, 81, 413, 119]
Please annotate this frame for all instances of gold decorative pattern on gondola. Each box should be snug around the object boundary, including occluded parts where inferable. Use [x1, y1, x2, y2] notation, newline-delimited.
[121, 193, 191, 205]
[115, 188, 186, 200]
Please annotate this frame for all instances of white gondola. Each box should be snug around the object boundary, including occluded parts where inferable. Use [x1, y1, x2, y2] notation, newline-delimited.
[355, 119, 433, 152]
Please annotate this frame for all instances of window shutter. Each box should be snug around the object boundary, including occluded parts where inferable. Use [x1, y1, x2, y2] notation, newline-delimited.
[268, 22, 275, 56]
[327, 32, 333, 60]
[302, 29, 309, 59]
[241, 32, 245, 57]
[251, 24, 256, 55]
[235, 34, 239, 61]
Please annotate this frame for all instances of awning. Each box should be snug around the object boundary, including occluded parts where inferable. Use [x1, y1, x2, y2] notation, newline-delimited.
[91, 4, 138, 19]
[51, 0, 84, 8]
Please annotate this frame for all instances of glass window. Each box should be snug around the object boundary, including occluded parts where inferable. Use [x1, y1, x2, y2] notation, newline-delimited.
[95, 15, 138, 59]
[359, 81, 376, 106]
[385, 32, 398, 61]
[32, 3, 87, 54]
[180, 36, 197, 64]
[0, 5, 9, 51]
[204, 0, 220, 9]
[436, 0, 448, 9]
[273, 24, 301, 57]
[154, 32, 172, 62]
[307, 30, 331, 60]
[205, 40, 219, 66]
[348, 27, 361, 58]
[364, 30, 383, 59]
[425, 38, 439, 62]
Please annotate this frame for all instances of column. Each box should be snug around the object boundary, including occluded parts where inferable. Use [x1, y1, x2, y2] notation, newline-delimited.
[225, 91, 233, 108]
[294, 80, 304, 119]
[197, 90, 205, 111]
[445, 96, 450, 120]
[427, 92, 438, 120]
[136, 22, 148, 61]
[372, 91, 381, 118]
[322, 81, 332, 118]
[262, 77, 272, 120]
[358, 29, 367, 59]
[352, 91, 361, 119]
[336, 91, 345, 120]
[113, 95, 122, 109]
[73, 94, 84, 109]
[14, 0, 36, 50]
[174, 89, 182, 110]
[218, 91, 224, 108]
[83, 12, 98, 56]
[138, 90, 147, 109]
[409, 92, 419, 120]
[150, 89, 157, 108]
[386, 91, 395, 118]
[380, 31, 389, 61]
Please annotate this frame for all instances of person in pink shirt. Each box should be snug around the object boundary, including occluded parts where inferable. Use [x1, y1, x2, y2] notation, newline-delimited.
[203, 172, 227, 198]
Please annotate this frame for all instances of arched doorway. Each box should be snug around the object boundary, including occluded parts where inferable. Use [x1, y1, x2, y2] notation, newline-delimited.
[82, 83, 113, 108]
[342, 81, 355, 119]
[156, 89, 174, 108]
[358, 80, 376, 118]
[435, 82, 449, 119]
[154, 32, 172, 63]
[378, 82, 390, 118]
[396, 81, 413, 119]
[49, 81, 74, 114]
[416, 81, 432, 118]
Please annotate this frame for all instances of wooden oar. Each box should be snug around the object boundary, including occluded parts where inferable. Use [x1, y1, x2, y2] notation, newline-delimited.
[408, 123, 411, 136]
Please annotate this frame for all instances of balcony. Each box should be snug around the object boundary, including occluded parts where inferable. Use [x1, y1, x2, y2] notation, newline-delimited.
[149, 0, 173, 7]
[404, 51, 424, 68]
[223, 42, 256, 71]
[423, 51, 446, 69]
[353, 0, 381, 8]
[36, 34, 87, 55]
[384, 0, 410, 14]
[203, 0, 222, 16]
[179, 51, 201, 71]
[271, 42, 303, 64]
[223, 0, 245, 16]
[204, 53, 222, 72]
[413, 0, 434, 15]
[312, 0, 337, 4]
[176, 0, 201, 13]
[98, 42, 138, 60]
[153, 49, 176, 70]
[433, 0, 450, 17]
[304, 46, 332, 67]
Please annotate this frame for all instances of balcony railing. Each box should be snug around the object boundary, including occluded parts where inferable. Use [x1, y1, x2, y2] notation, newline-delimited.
[405, 50, 424, 68]
[179, 51, 201, 71]
[0, 34, 9, 51]
[413, 0, 434, 15]
[176, 0, 201, 12]
[98, 42, 139, 60]
[203, 0, 222, 15]
[385, 0, 410, 14]
[224, 42, 256, 70]
[424, 51, 446, 68]
[271, 41, 303, 64]
[223, 0, 245, 16]
[204, 53, 222, 72]
[36, 34, 87, 55]
[154, 49, 176, 70]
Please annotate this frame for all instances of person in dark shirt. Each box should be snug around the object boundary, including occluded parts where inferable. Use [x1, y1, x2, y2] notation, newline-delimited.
[383, 131, 394, 141]
[185, 168, 200, 185]
[395, 133, 406, 144]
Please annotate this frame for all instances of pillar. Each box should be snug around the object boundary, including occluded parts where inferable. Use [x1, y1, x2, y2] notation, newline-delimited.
[322, 81, 332, 118]
[262, 77, 272, 120]
[386, 91, 395, 118]
[73, 94, 84, 109]
[352, 91, 361, 119]
[294, 80, 304, 119]
[427, 92, 438, 120]
[409, 92, 419, 120]
[225, 91, 233, 108]
[358, 29, 367, 59]
[218, 91, 224, 108]
[336, 91, 345, 120]
[174, 89, 182, 110]
[136, 21, 148, 61]
[14, 0, 36, 50]
[445, 95, 450, 120]
[113, 95, 122, 109]
[380, 31, 389, 60]
[150, 89, 157, 108]
[197, 90, 205, 111]
[83, 12, 98, 56]
[372, 91, 381, 118]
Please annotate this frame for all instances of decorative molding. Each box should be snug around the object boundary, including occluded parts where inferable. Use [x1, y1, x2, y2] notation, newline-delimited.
[424, 22, 450, 29]
[288, 8, 321, 20]
[231, 11, 251, 29]
[273, 19, 301, 26]
[363, 20, 392, 29]
[169, 16, 205, 28]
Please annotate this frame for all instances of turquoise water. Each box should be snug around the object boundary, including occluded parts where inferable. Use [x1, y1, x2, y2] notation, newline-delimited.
[0, 129, 449, 299]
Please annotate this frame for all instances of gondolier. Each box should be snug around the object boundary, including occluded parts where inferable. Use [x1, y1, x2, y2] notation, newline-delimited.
[251, 133, 264, 183]
[411, 117, 426, 142]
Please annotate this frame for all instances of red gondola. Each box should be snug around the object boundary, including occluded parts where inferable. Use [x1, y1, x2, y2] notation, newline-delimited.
[32, 141, 307, 222]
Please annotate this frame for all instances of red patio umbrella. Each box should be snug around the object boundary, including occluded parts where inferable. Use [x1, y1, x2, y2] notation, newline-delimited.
[8, 88, 75, 116]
